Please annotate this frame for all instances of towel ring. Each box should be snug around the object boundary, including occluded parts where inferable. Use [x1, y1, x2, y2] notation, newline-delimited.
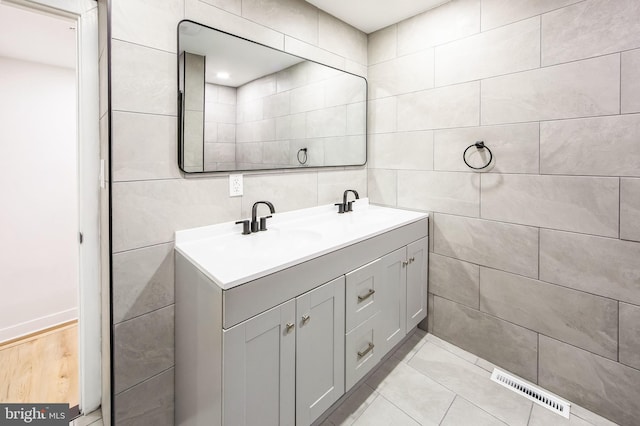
[463, 141, 492, 170]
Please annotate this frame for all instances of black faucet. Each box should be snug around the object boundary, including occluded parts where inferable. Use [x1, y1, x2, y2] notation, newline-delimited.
[251, 201, 275, 233]
[335, 189, 359, 213]
[235, 201, 275, 235]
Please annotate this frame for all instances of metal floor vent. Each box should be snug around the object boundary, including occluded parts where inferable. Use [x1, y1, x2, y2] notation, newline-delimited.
[491, 369, 571, 419]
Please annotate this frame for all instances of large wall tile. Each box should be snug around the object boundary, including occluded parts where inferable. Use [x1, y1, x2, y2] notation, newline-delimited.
[620, 302, 640, 370]
[398, 171, 480, 216]
[434, 123, 539, 173]
[622, 49, 640, 114]
[432, 297, 538, 382]
[480, 268, 618, 359]
[317, 169, 367, 205]
[367, 97, 396, 134]
[367, 169, 397, 207]
[240, 172, 318, 217]
[368, 24, 397, 65]
[397, 82, 480, 131]
[435, 17, 540, 86]
[200, 0, 241, 15]
[481, 55, 620, 125]
[111, 40, 176, 115]
[397, 0, 480, 56]
[112, 0, 183, 53]
[112, 243, 174, 324]
[319, 11, 367, 65]
[481, 174, 619, 237]
[540, 230, 640, 305]
[112, 178, 240, 252]
[114, 305, 174, 394]
[541, 114, 640, 177]
[185, 0, 283, 50]
[433, 214, 538, 278]
[429, 254, 479, 309]
[368, 50, 434, 99]
[284, 36, 345, 71]
[242, 0, 318, 45]
[481, 0, 581, 31]
[621, 178, 640, 242]
[112, 112, 181, 181]
[539, 336, 640, 426]
[368, 131, 433, 171]
[114, 368, 174, 426]
[542, 0, 640, 66]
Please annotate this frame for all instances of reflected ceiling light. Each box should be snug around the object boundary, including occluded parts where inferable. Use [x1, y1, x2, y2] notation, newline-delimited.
[216, 71, 230, 79]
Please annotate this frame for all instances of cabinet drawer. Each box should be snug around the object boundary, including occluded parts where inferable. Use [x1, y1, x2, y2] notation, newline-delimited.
[345, 259, 382, 332]
[345, 313, 381, 391]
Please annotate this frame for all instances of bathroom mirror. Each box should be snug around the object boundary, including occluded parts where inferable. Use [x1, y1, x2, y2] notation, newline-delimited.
[178, 20, 368, 173]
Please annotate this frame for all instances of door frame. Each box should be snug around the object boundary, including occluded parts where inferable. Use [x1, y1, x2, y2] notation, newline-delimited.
[2, 0, 102, 413]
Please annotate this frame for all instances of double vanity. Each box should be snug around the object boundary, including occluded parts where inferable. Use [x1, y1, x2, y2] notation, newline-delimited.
[175, 198, 429, 425]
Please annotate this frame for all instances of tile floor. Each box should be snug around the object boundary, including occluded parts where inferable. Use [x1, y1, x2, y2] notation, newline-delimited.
[319, 330, 619, 426]
[72, 331, 620, 426]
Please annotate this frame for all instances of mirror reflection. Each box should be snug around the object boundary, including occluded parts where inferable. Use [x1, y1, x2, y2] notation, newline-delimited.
[178, 20, 367, 173]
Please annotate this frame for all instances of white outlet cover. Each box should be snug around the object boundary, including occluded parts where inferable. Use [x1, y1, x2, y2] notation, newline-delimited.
[229, 174, 243, 197]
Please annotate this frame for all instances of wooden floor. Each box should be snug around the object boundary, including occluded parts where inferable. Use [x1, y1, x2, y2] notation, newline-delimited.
[0, 321, 79, 406]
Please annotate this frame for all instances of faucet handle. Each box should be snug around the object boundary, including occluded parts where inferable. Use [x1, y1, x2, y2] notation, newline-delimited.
[235, 220, 251, 235]
[334, 203, 345, 214]
[259, 215, 272, 231]
[346, 200, 355, 212]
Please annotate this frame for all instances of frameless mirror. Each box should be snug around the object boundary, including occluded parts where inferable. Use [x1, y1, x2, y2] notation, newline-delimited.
[178, 20, 367, 173]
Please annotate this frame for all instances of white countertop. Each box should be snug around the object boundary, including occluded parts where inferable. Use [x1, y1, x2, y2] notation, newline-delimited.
[175, 199, 428, 290]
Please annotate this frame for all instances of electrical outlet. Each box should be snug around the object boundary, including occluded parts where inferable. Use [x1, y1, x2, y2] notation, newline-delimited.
[229, 174, 243, 197]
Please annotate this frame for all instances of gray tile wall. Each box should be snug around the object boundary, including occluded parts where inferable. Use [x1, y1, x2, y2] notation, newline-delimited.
[367, 0, 640, 424]
[108, 0, 367, 423]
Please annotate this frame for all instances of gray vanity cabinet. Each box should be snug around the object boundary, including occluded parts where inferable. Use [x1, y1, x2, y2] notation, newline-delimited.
[296, 277, 345, 425]
[222, 300, 296, 426]
[378, 247, 408, 355]
[222, 277, 345, 426]
[406, 238, 428, 330]
[175, 213, 429, 426]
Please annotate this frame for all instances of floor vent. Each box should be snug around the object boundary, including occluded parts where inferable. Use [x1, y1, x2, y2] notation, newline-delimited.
[491, 369, 571, 418]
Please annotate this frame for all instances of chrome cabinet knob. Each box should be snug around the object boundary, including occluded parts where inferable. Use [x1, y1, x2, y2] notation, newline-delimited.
[301, 315, 310, 325]
[285, 323, 295, 333]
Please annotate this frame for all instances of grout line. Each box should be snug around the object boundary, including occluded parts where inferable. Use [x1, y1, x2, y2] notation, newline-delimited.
[617, 301, 621, 363]
[438, 395, 457, 425]
[113, 365, 174, 397]
[113, 303, 174, 326]
[619, 53, 623, 114]
[537, 227, 541, 279]
[619, 177, 622, 239]
[536, 333, 540, 384]
[526, 401, 535, 425]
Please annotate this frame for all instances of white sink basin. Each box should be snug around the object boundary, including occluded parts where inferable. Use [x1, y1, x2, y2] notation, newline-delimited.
[175, 199, 427, 289]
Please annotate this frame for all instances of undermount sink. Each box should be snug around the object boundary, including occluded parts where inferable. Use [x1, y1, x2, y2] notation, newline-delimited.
[175, 198, 427, 289]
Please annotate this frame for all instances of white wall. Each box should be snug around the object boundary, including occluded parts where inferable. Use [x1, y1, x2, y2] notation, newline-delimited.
[0, 56, 78, 341]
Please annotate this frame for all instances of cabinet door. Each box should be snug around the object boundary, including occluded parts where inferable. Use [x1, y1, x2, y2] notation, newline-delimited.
[345, 258, 381, 332]
[223, 300, 296, 426]
[296, 277, 345, 426]
[378, 247, 407, 354]
[406, 237, 428, 330]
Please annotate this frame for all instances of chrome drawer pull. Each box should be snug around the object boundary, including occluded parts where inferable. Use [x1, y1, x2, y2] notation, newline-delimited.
[357, 342, 374, 359]
[285, 323, 295, 333]
[302, 314, 310, 325]
[409, 256, 415, 264]
[357, 289, 375, 302]
[402, 261, 408, 267]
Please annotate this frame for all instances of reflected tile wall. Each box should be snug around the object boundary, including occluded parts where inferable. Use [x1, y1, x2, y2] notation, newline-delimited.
[367, 1, 640, 423]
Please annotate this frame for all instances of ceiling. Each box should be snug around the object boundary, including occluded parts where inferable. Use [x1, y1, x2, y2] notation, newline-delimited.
[305, 0, 451, 33]
[0, 3, 76, 69]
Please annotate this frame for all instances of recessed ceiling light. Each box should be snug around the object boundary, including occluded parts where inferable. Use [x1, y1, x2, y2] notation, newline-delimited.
[216, 71, 230, 79]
